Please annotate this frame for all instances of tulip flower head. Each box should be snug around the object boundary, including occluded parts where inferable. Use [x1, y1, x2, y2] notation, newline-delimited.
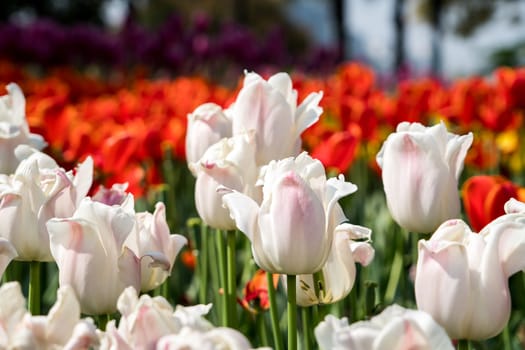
[0, 149, 93, 261]
[185, 102, 232, 172]
[125, 202, 188, 292]
[0, 83, 46, 174]
[0, 282, 98, 349]
[221, 152, 357, 275]
[376, 121, 473, 233]
[462, 175, 525, 231]
[190, 132, 258, 230]
[416, 211, 525, 340]
[295, 223, 374, 306]
[47, 197, 140, 315]
[315, 304, 453, 350]
[231, 71, 323, 166]
[99, 287, 253, 350]
[241, 269, 279, 313]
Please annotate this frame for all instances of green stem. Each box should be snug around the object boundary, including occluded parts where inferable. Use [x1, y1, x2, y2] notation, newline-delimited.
[267, 272, 284, 350]
[457, 339, 470, 350]
[287, 274, 297, 350]
[502, 324, 512, 350]
[97, 314, 111, 331]
[207, 228, 221, 325]
[257, 313, 269, 347]
[199, 222, 209, 305]
[160, 280, 168, 299]
[301, 307, 312, 350]
[312, 304, 320, 328]
[226, 230, 237, 328]
[28, 261, 41, 315]
[384, 232, 404, 304]
[216, 229, 228, 327]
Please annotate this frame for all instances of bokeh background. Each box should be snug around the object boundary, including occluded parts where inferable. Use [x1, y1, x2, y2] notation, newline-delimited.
[2, 0, 525, 82]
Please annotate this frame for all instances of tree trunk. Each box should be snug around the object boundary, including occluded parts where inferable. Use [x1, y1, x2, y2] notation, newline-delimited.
[394, 0, 406, 77]
[332, 0, 346, 62]
[430, 0, 443, 77]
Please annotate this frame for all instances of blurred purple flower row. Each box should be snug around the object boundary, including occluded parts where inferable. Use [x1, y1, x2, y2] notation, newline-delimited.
[0, 13, 340, 75]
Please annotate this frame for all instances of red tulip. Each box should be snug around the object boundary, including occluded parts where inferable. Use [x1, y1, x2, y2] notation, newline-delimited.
[462, 175, 525, 231]
[310, 126, 361, 174]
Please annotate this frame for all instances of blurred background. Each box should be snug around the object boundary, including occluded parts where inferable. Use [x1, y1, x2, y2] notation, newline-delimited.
[1, 0, 524, 84]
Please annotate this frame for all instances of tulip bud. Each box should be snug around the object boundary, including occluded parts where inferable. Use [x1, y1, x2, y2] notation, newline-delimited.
[185, 102, 232, 173]
[376, 121, 473, 233]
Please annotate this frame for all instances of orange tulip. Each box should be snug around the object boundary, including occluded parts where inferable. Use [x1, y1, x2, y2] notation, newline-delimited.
[240, 269, 279, 314]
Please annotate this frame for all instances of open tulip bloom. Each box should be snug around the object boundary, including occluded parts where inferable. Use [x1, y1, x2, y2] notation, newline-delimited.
[376, 121, 473, 233]
[295, 223, 374, 306]
[0, 148, 93, 261]
[190, 132, 258, 230]
[0, 83, 46, 174]
[415, 201, 525, 340]
[47, 195, 184, 315]
[221, 152, 357, 275]
[185, 102, 232, 173]
[100, 286, 253, 350]
[231, 71, 323, 166]
[315, 304, 454, 349]
[0, 282, 98, 349]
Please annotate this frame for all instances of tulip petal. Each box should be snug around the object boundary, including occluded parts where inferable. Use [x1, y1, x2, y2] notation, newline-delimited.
[46, 285, 80, 345]
[295, 91, 323, 136]
[0, 282, 27, 343]
[259, 171, 326, 274]
[416, 239, 471, 339]
[0, 238, 17, 277]
[219, 187, 259, 242]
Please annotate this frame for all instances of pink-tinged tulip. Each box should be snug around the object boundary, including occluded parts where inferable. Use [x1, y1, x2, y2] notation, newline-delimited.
[232, 71, 323, 166]
[0, 149, 93, 261]
[415, 214, 525, 340]
[295, 223, 374, 306]
[100, 287, 180, 349]
[125, 202, 187, 292]
[92, 183, 130, 206]
[99, 287, 253, 350]
[46, 197, 141, 315]
[376, 121, 473, 233]
[315, 304, 453, 350]
[156, 327, 253, 350]
[221, 152, 357, 275]
[0, 83, 46, 174]
[0, 238, 16, 278]
[11, 285, 98, 349]
[185, 102, 232, 172]
[191, 133, 258, 230]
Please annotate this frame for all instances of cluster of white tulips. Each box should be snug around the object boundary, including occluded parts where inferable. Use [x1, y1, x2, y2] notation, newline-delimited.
[2, 69, 525, 349]
[0, 83, 251, 348]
